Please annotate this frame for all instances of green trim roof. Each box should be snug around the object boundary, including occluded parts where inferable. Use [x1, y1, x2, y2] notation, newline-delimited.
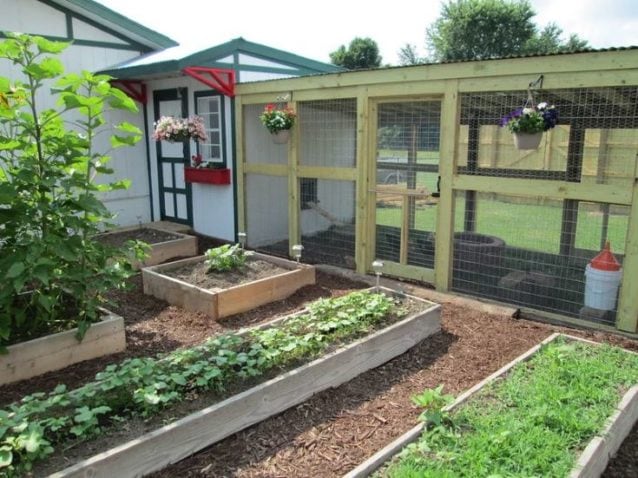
[55, 0, 178, 49]
[100, 37, 342, 79]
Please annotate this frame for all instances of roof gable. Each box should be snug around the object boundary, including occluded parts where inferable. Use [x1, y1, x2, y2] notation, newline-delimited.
[48, 0, 178, 50]
[99, 37, 342, 79]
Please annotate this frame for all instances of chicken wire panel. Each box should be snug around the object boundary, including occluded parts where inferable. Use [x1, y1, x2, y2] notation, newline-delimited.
[243, 104, 288, 165]
[457, 86, 638, 184]
[375, 192, 401, 263]
[377, 101, 441, 189]
[245, 174, 288, 254]
[299, 99, 357, 168]
[451, 191, 628, 324]
[300, 178, 356, 268]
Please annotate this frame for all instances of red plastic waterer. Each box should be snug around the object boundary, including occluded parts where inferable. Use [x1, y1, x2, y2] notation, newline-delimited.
[584, 241, 622, 311]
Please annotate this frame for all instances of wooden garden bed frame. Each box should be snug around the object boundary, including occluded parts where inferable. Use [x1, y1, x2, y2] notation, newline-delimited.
[142, 252, 316, 319]
[98, 225, 198, 269]
[47, 287, 441, 477]
[344, 333, 638, 478]
[0, 310, 125, 386]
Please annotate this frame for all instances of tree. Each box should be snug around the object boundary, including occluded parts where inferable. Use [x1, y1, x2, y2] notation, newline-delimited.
[0, 34, 145, 348]
[398, 43, 426, 66]
[426, 0, 589, 61]
[330, 37, 382, 70]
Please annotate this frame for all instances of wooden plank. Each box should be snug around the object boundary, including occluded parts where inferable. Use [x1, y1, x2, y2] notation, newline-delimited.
[570, 386, 638, 478]
[297, 166, 358, 181]
[382, 261, 435, 284]
[288, 100, 299, 255]
[616, 159, 638, 333]
[365, 101, 380, 272]
[451, 175, 633, 205]
[355, 94, 370, 274]
[242, 163, 288, 176]
[142, 253, 316, 320]
[346, 334, 638, 477]
[399, 195, 409, 264]
[235, 95, 246, 235]
[51, 289, 441, 478]
[236, 50, 638, 95]
[435, 81, 460, 291]
[0, 312, 125, 386]
[217, 267, 315, 317]
[97, 226, 198, 268]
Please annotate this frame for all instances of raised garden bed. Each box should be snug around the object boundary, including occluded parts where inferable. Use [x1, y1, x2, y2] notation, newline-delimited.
[0, 310, 125, 386]
[2, 288, 440, 477]
[97, 226, 197, 269]
[346, 333, 638, 478]
[142, 252, 316, 319]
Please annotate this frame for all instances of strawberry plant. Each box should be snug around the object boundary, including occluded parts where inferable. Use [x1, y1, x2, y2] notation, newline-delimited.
[204, 243, 252, 272]
[0, 290, 403, 475]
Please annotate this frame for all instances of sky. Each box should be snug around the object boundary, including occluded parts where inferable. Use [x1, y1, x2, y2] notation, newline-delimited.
[96, 0, 638, 65]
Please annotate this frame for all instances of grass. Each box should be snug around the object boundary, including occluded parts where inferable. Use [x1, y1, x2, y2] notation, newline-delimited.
[376, 197, 628, 254]
[381, 337, 638, 477]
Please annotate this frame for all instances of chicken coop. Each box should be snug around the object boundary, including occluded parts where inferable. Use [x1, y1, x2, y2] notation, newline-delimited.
[235, 48, 638, 333]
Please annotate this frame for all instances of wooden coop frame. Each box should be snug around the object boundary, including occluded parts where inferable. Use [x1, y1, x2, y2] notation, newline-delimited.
[234, 49, 638, 334]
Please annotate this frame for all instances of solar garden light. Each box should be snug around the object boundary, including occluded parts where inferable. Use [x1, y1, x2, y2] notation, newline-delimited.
[291, 244, 304, 263]
[237, 232, 247, 249]
[372, 260, 384, 291]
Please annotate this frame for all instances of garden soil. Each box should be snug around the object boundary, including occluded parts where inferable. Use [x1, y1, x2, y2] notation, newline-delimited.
[1, 249, 636, 477]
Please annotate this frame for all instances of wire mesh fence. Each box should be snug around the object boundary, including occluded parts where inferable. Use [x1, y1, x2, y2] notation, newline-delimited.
[451, 191, 629, 324]
[299, 99, 357, 168]
[299, 178, 356, 267]
[244, 174, 289, 255]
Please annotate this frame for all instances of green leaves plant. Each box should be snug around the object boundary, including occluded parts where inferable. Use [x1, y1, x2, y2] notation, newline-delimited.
[0, 290, 400, 474]
[0, 34, 142, 348]
[204, 243, 252, 272]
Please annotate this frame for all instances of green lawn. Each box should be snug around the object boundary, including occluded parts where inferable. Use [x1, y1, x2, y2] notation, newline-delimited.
[376, 198, 628, 254]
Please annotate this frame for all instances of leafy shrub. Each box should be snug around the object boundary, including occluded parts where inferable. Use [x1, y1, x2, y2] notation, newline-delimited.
[204, 243, 252, 272]
[0, 34, 145, 349]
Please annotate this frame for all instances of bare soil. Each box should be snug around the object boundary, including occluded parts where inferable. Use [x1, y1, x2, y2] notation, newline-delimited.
[1, 261, 636, 477]
[97, 227, 181, 247]
[165, 257, 288, 290]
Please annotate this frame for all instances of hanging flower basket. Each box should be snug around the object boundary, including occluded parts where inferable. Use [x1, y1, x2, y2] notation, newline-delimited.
[512, 132, 543, 150]
[153, 115, 207, 143]
[500, 101, 558, 150]
[259, 104, 296, 144]
[271, 129, 290, 144]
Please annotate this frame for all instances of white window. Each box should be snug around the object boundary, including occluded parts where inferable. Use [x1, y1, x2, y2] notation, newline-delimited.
[197, 95, 223, 164]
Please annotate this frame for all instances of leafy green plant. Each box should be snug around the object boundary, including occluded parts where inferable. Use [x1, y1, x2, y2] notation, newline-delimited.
[411, 385, 454, 428]
[0, 34, 144, 349]
[204, 243, 252, 272]
[0, 290, 403, 475]
[382, 338, 638, 477]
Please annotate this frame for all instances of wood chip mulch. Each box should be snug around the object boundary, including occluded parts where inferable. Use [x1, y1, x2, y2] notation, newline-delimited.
[1, 263, 636, 477]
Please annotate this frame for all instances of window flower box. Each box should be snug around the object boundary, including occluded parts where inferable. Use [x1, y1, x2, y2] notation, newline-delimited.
[184, 166, 231, 185]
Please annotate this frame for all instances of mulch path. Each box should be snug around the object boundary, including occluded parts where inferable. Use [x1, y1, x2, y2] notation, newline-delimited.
[1, 249, 636, 476]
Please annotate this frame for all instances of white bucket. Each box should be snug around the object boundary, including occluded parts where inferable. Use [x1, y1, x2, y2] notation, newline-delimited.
[584, 264, 622, 311]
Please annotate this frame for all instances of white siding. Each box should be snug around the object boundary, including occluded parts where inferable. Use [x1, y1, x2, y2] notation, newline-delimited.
[238, 71, 295, 82]
[0, 0, 151, 227]
[238, 53, 296, 69]
[1, 0, 67, 36]
[72, 18, 128, 44]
